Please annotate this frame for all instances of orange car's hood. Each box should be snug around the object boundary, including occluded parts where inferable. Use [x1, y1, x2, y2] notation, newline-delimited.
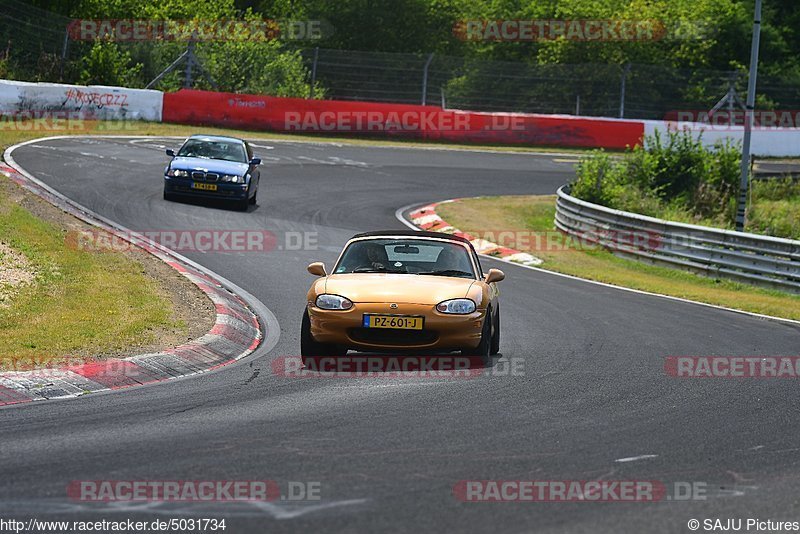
[323, 274, 475, 304]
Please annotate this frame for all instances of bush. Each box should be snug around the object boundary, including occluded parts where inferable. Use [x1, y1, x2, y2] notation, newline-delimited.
[747, 178, 800, 239]
[78, 40, 144, 87]
[199, 41, 320, 97]
[571, 150, 618, 205]
[571, 128, 742, 226]
[0, 57, 10, 79]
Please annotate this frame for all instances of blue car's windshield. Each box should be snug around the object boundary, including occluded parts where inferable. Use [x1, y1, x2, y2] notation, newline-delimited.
[178, 139, 247, 163]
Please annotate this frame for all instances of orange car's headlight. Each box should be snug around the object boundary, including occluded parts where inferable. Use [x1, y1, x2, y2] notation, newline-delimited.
[315, 294, 353, 310]
[436, 298, 476, 314]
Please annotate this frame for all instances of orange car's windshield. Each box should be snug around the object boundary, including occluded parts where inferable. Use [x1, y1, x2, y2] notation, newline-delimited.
[334, 239, 476, 278]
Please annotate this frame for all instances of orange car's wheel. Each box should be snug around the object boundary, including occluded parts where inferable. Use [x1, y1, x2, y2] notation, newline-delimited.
[301, 309, 343, 362]
[490, 307, 500, 355]
[465, 309, 492, 365]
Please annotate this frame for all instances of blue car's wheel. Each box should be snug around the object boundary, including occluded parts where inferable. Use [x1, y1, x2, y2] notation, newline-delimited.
[234, 196, 249, 211]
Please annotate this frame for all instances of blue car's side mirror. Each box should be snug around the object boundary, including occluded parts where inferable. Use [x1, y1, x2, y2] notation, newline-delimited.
[249, 157, 261, 165]
[166, 148, 176, 157]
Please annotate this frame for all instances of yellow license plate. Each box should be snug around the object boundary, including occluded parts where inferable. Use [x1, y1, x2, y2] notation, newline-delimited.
[192, 182, 218, 191]
[363, 315, 424, 330]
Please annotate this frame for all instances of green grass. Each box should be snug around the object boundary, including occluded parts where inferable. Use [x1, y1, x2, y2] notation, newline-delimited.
[436, 195, 800, 321]
[0, 177, 179, 367]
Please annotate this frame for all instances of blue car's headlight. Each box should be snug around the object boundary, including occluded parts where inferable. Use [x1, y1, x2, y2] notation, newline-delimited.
[167, 168, 189, 178]
[222, 174, 244, 183]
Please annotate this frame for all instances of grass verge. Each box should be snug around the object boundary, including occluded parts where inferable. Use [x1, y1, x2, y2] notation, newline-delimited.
[0, 173, 211, 369]
[435, 195, 800, 321]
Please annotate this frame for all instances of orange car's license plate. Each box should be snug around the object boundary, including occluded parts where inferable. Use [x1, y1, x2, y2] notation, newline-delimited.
[363, 315, 424, 330]
[192, 182, 218, 191]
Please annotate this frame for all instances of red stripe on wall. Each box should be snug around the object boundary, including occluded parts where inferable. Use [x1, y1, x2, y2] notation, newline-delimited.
[163, 90, 644, 150]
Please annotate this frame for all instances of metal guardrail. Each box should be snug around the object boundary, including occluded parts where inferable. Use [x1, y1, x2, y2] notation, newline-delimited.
[555, 185, 800, 293]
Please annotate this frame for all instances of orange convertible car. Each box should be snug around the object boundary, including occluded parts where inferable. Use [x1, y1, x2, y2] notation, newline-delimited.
[302, 231, 505, 361]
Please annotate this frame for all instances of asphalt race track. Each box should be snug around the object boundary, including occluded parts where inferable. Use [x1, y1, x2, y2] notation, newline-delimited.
[2, 137, 800, 533]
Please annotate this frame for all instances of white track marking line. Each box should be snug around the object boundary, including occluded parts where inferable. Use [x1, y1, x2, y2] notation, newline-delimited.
[615, 455, 658, 463]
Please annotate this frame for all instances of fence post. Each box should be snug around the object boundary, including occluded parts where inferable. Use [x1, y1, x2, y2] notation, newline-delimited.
[146, 32, 216, 90]
[308, 47, 319, 99]
[60, 28, 70, 81]
[421, 53, 434, 105]
[575, 94, 581, 115]
[184, 36, 195, 88]
[736, 0, 762, 232]
[596, 165, 604, 196]
[440, 87, 446, 109]
[619, 63, 631, 118]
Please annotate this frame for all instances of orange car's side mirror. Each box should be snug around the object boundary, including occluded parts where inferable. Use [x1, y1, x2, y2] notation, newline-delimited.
[484, 268, 505, 284]
[307, 262, 327, 277]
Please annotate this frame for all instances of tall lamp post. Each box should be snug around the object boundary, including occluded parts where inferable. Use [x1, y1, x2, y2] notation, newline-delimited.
[735, 0, 762, 232]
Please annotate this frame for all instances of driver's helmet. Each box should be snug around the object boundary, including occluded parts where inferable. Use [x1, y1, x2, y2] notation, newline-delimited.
[435, 245, 470, 272]
[365, 242, 388, 263]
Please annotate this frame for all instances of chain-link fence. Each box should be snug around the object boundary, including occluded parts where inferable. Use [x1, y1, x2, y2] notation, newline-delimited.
[0, 0, 71, 82]
[2, 0, 800, 120]
[297, 49, 794, 120]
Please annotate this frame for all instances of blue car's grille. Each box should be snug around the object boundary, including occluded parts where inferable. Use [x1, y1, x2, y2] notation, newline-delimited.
[190, 171, 220, 182]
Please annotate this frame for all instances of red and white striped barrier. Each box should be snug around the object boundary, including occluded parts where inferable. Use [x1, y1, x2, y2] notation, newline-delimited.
[408, 200, 542, 267]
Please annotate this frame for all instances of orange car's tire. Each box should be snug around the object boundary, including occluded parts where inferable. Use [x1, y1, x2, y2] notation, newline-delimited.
[301, 309, 344, 363]
[490, 307, 500, 355]
[465, 309, 492, 365]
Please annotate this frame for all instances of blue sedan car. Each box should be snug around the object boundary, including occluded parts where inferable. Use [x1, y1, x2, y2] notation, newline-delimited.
[163, 135, 261, 211]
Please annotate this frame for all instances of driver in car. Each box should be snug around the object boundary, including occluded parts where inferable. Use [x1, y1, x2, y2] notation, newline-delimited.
[363, 243, 388, 270]
[434, 246, 472, 274]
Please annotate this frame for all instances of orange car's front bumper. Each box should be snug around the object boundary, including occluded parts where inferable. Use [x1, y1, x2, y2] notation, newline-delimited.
[308, 302, 486, 351]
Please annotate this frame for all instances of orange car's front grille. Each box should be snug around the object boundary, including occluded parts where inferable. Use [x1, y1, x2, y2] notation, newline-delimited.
[348, 328, 439, 346]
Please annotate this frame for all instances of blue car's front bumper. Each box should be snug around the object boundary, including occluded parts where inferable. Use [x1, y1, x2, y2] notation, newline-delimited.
[164, 176, 249, 200]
